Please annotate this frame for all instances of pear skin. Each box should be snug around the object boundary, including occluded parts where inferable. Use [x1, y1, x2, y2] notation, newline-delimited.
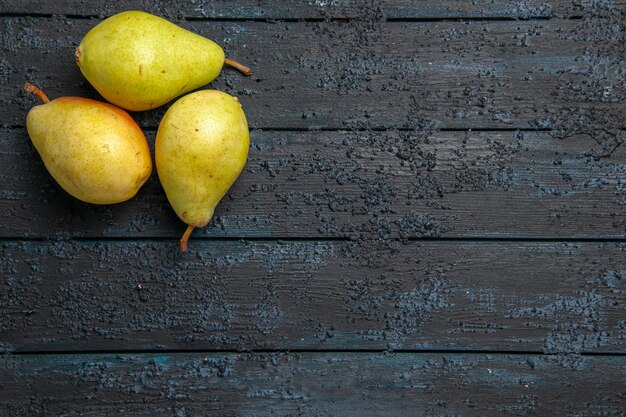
[155, 90, 249, 251]
[75, 10, 251, 111]
[24, 83, 152, 204]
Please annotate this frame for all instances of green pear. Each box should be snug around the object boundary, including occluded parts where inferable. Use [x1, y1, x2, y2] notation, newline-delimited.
[75, 10, 252, 111]
[155, 90, 249, 251]
[24, 83, 152, 204]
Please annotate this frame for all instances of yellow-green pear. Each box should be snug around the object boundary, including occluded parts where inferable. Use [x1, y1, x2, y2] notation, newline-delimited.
[155, 90, 249, 251]
[24, 83, 152, 204]
[75, 10, 252, 111]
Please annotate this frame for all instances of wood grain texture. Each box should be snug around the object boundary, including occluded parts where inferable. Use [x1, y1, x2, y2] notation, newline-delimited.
[0, 1, 625, 414]
[1, 352, 625, 416]
[1, 240, 624, 353]
[2, 13, 624, 130]
[2, 128, 624, 239]
[0, 0, 606, 19]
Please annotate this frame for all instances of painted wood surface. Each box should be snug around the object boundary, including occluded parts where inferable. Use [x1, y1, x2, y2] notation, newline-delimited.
[0, 1, 624, 415]
[1, 352, 625, 416]
[2, 128, 624, 239]
[0, 0, 608, 19]
[1, 240, 624, 353]
[2, 15, 624, 130]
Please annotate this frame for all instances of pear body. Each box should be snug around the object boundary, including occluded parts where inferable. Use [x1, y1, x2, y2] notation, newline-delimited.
[26, 96, 152, 204]
[156, 90, 249, 229]
[76, 11, 225, 111]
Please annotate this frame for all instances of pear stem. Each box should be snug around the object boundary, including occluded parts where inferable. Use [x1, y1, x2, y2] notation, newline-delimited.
[24, 83, 50, 104]
[224, 57, 252, 76]
[180, 224, 195, 252]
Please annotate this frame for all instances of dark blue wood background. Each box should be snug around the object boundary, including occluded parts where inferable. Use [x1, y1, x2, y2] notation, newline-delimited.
[1, 0, 625, 415]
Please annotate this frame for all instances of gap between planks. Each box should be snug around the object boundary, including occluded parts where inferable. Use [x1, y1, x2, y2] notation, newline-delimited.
[0, 236, 624, 243]
[4, 126, 625, 133]
[4, 348, 626, 356]
[0, 14, 575, 22]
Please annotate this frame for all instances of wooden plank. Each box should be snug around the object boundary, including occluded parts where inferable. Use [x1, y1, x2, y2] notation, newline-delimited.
[0, 0, 600, 19]
[1, 128, 624, 239]
[1, 352, 624, 416]
[1, 240, 624, 353]
[2, 17, 624, 130]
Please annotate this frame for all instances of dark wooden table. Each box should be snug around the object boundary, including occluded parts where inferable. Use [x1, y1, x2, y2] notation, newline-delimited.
[1, 1, 625, 415]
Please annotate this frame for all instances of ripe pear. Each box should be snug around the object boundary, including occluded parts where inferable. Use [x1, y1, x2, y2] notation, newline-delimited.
[155, 90, 249, 251]
[75, 10, 252, 111]
[24, 83, 152, 204]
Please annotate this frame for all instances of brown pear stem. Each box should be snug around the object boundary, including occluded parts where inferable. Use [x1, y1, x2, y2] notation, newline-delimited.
[24, 83, 50, 103]
[180, 224, 195, 252]
[224, 57, 252, 76]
